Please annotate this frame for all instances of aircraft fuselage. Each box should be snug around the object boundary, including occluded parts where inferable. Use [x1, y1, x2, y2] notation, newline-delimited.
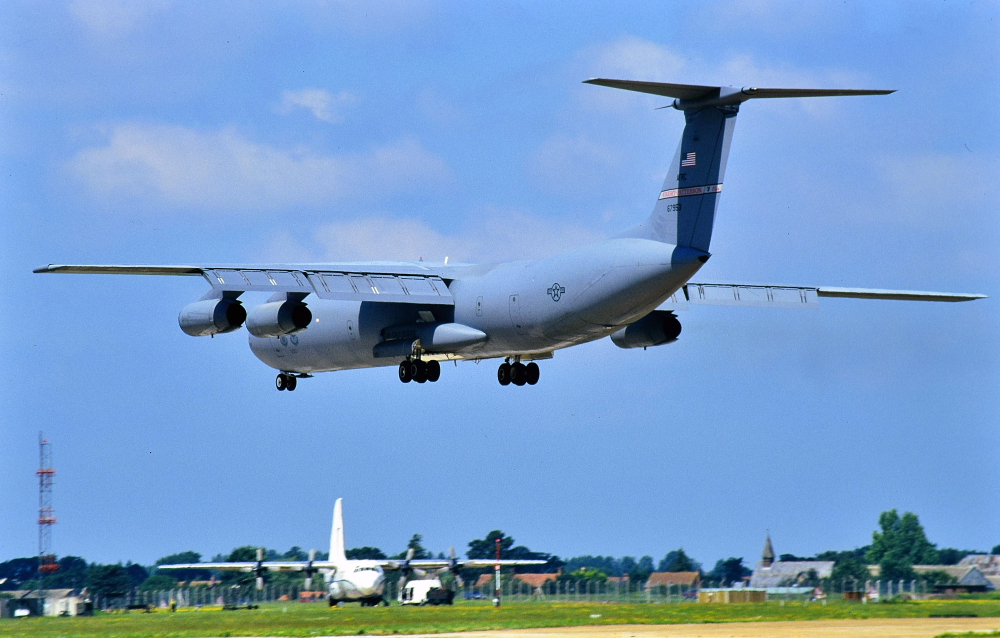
[326, 560, 386, 603]
[249, 238, 705, 373]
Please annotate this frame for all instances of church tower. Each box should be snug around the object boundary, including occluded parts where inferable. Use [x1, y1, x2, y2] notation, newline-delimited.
[762, 534, 775, 567]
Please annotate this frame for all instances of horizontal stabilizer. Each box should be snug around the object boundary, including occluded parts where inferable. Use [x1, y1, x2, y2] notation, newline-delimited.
[584, 79, 894, 110]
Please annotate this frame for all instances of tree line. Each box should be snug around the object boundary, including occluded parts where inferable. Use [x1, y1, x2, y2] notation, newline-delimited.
[2, 510, 995, 597]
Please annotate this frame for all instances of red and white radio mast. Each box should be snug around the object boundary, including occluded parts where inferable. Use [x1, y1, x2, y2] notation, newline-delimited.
[37, 432, 59, 581]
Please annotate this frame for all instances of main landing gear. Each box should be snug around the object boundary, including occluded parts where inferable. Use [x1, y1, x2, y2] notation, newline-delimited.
[276, 372, 299, 391]
[398, 358, 441, 384]
[497, 359, 539, 387]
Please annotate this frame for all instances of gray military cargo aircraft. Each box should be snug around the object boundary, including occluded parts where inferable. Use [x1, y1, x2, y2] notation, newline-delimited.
[35, 80, 985, 390]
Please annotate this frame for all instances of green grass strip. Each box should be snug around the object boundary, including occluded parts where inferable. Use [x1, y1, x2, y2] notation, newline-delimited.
[1, 598, 999, 638]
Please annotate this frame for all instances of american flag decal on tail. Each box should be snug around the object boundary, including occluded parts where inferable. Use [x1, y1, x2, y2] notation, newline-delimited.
[681, 152, 696, 167]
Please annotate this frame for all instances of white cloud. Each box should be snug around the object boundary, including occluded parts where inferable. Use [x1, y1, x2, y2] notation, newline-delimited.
[263, 208, 605, 264]
[574, 37, 688, 114]
[276, 88, 358, 123]
[589, 36, 687, 81]
[69, 0, 171, 39]
[68, 123, 452, 211]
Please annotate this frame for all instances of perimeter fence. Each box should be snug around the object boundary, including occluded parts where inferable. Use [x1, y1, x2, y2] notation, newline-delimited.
[88, 577, 947, 610]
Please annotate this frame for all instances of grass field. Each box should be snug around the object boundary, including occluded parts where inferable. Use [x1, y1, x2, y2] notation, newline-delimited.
[2, 598, 999, 638]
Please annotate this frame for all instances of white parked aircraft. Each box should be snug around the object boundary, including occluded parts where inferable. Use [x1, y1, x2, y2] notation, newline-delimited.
[159, 498, 545, 606]
[35, 80, 985, 389]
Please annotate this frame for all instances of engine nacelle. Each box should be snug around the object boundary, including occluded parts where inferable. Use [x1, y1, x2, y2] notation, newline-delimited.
[246, 301, 312, 338]
[611, 311, 681, 349]
[178, 298, 247, 336]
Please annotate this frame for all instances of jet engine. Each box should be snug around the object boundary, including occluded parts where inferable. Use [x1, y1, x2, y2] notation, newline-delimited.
[246, 300, 312, 338]
[178, 298, 247, 336]
[610, 310, 681, 349]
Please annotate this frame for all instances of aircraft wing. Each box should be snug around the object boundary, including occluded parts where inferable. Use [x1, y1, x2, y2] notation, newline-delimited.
[159, 561, 338, 572]
[159, 558, 547, 572]
[378, 559, 548, 570]
[658, 283, 986, 310]
[33, 263, 455, 305]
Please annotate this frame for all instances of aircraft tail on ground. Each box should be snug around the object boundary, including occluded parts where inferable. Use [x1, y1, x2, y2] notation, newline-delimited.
[585, 80, 894, 253]
[330, 498, 347, 563]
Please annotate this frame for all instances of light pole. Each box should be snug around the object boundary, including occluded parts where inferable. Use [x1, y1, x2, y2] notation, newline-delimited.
[493, 538, 501, 607]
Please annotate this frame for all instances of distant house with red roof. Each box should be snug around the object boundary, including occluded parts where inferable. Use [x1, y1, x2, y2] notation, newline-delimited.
[473, 572, 558, 592]
[645, 571, 700, 590]
[514, 573, 558, 589]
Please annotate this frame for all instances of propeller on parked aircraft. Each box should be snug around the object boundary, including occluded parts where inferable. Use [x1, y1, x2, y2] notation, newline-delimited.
[397, 548, 428, 592]
[447, 547, 464, 587]
[303, 549, 317, 590]
[254, 547, 266, 591]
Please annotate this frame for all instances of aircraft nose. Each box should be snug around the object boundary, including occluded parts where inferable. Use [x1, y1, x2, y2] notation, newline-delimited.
[363, 573, 384, 596]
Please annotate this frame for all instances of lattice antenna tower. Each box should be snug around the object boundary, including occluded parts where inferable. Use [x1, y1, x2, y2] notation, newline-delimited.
[37, 432, 59, 580]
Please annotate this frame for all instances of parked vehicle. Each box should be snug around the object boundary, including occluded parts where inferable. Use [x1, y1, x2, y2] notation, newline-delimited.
[399, 579, 454, 606]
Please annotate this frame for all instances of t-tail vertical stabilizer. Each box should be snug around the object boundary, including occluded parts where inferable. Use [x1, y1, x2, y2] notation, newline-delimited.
[585, 80, 894, 252]
[330, 498, 347, 563]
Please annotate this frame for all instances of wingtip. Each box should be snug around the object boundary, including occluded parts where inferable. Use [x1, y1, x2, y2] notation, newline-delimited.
[33, 265, 54, 273]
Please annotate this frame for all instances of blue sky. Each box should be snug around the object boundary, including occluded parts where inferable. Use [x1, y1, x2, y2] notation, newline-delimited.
[1, 0, 997, 568]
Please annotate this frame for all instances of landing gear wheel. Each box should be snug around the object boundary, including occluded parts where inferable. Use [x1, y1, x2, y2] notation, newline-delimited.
[399, 361, 413, 383]
[286, 375, 297, 391]
[426, 359, 441, 382]
[497, 362, 511, 386]
[510, 362, 527, 386]
[276, 374, 287, 391]
[328, 596, 336, 607]
[412, 360, 428, 383]
[525, 362, 540, 385]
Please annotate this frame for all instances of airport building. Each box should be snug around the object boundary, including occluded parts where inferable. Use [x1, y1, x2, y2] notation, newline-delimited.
[0, 589, 91, 617]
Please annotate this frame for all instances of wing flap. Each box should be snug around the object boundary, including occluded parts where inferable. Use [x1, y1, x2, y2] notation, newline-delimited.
[683, 283, 820, 308]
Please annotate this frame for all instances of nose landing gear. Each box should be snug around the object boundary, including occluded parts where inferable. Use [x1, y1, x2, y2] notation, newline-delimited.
[398, 358, 441, 384]
[498, 358, 539, 386]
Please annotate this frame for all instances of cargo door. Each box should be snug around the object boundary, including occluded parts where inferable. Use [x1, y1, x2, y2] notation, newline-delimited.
[509, 294, 527, 335]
